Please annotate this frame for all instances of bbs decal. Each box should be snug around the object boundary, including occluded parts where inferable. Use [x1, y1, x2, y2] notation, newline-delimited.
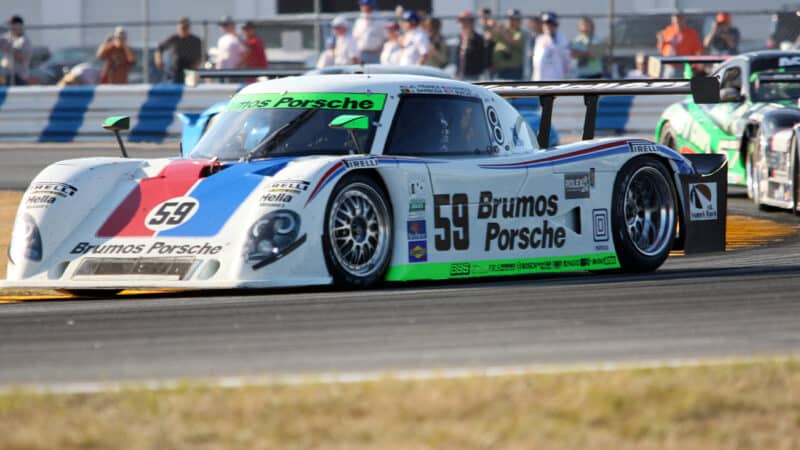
[145, 197, 199, 231]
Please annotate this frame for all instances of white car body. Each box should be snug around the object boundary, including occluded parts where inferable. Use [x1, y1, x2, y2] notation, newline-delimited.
[3, 74, 726, 291]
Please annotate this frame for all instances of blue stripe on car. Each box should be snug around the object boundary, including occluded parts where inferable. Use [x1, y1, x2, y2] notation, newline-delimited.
[158, 158, 294, 237]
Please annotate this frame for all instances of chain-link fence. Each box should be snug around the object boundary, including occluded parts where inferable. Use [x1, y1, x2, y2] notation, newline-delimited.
[4, 8, 797, 84]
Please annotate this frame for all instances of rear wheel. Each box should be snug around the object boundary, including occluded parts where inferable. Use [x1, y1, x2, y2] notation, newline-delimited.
[658, 123, 677, 150]
[612, 156, 677, 273]
[323, 174, 393, 288]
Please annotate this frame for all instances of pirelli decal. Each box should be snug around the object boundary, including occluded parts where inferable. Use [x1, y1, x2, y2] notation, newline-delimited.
[228, 92, 387, 111]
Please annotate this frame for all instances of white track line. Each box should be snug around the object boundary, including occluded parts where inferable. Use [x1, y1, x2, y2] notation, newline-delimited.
[1, 355, 796, 395]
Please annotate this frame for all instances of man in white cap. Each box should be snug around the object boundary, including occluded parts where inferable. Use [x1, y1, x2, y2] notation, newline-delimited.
[216, 15, 244, 69]
[352, 0, 386, 64]
[399, 10, 428, 65]
[331, 16, 360, 65]
[532, 12, 570, 80]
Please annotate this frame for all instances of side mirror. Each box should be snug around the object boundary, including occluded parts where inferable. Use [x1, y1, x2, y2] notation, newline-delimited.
[102, 116, 130, 157]
[329, 114, 370, 154]
[103, 115, 130, 132]
[719, 87, 744, 103]
[328, 114, 370, 130]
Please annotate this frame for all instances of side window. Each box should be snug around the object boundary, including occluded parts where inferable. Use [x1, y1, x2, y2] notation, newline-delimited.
[721, 67, 742, 91]
[384, 95, 492, 156]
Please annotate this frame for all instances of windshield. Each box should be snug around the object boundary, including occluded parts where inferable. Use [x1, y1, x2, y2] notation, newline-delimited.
[750, 71, 800, 103]
[190, 92, 386, 161]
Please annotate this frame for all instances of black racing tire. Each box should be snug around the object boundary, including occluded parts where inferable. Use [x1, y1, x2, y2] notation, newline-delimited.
[611, 156, 678, 273]
[658, 122, 677, 151]
[60, 289, 122, 298]
[322, 173, 393, 288]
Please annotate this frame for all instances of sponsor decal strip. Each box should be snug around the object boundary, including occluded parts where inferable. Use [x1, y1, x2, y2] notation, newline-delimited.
[384, 252, 620, 281]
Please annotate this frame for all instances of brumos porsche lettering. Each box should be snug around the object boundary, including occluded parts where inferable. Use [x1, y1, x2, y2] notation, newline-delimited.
[70, 241, 222, 256]
[478, 191, 565, 251]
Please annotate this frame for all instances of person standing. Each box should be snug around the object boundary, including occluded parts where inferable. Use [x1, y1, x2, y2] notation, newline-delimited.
[657, 12, 703, 77]
[241, 21, 268, 69]
[479, 7, 496, 78]
[96, 26, 136, 84]
[423, 17, 447, 68]
[0, 15, 32, 86]
[352, 0, 386, 64]
[155, 17, 203, 84]
[380, 22, 403, 65]
[316, 36, 337, 68]
[704, 12, 740, 55]
[570, 16, 603, 78]
[532, 12, 570, 81]
[456, 11, 486, 81]
[490, 9, 525, 80]
[399, 10, 428, 66]
[216, 15, 244, 69]
[331, 16, 360, 65]
[524, 15, 543, 81]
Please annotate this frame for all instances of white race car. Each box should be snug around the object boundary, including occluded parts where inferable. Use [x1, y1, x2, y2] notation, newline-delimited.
[3, 74, 726, 295]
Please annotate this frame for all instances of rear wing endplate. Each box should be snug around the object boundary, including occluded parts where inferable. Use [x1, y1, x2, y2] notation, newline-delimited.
[477, 77, 720, 147]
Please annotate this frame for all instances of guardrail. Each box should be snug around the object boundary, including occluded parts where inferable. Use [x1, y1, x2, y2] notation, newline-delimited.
[0, 84, 682, 143]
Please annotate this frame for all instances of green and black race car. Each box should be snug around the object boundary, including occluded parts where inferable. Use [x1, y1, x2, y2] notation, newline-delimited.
[657, 51, 800, 211]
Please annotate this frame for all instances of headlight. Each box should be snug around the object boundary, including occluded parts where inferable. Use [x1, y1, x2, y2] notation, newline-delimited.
[245, 210, 304, 268]
[8, 213, 42, 264]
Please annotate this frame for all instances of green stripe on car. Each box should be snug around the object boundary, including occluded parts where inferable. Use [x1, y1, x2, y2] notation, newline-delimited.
[385, 253, 620, 281]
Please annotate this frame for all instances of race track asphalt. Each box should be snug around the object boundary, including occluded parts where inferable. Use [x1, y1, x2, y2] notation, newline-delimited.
[0, 144, 798, 387]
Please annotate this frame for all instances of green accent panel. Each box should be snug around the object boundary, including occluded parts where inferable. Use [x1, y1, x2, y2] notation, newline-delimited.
[385, 253, 620, 282]
[329, 114, 370, 130]
[228, 93, 387, 111]
[102, 115, 130, 131]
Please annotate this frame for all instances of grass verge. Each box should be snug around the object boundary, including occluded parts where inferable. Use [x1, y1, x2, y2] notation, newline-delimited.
[0, 360, 798, 449]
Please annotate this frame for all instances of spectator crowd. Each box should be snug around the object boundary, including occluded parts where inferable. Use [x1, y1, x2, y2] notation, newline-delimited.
[0, 6, 751, 86]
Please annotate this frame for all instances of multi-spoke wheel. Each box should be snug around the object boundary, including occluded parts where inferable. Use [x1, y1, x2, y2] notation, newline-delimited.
[612, 156, 677, 273]
[323, 174, 392, 287]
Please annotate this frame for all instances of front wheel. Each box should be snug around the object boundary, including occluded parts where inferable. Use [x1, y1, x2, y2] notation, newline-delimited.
[323, 174, 393, 288]
[612, 156, 677, 273]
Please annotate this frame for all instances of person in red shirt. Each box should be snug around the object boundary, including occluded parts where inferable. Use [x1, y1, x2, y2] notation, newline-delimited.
[96, 26, 135, 84]
[241, 21, 268, 69]
[657, 13, 703, 77]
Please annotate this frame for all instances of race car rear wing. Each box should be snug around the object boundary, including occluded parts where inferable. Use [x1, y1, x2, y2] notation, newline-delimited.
[184, 69, 305, 86]
[477, 77, 720, 147]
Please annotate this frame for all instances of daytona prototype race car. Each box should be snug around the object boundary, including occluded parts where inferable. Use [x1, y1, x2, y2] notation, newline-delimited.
[3, 74, 725, 293]
[657, 51, 800, 210]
